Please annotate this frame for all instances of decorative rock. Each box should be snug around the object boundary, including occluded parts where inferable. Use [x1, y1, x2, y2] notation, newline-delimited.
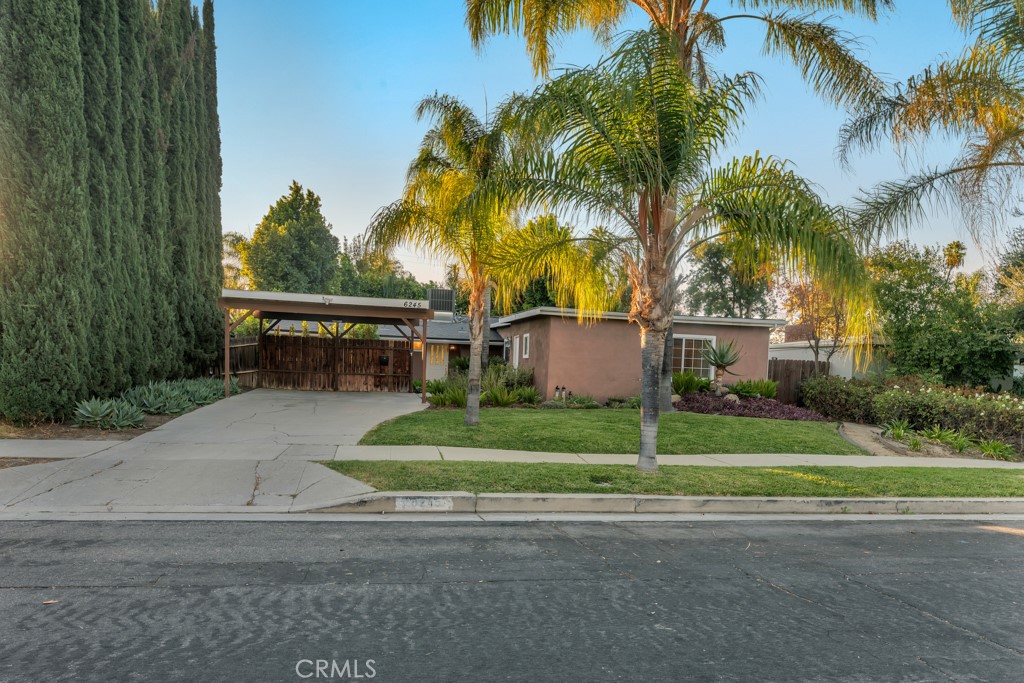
[671, 394, 682, 402]
[723, 393, 741, 404]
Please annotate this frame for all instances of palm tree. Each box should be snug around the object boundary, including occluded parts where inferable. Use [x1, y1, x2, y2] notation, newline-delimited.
[367, 94, 516, 426]
[839, 0, 1024, 238]
[493, 31, 872, 471]
[467, 0, 888, 102]
[468, 0, 889, 413]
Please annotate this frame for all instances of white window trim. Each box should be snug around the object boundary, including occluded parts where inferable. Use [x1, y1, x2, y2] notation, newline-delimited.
[522, 333, 530, 359]
[673, 334, 717, 380]
[512, 335, 520, 369]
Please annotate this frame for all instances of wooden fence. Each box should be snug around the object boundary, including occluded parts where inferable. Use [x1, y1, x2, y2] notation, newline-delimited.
[258, 335, 412, 393]
[216, 335, 259, 388]
[768, 358, 829, 405]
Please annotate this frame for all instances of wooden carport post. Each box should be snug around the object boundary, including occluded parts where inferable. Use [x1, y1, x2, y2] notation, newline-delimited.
[421, 318, 428, 403]
[404, 317, 428, 403]
[222, 308, 255, 398]
[223, 309, 231, 398]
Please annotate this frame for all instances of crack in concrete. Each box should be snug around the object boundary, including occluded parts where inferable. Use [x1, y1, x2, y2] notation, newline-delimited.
[246, 461, 263, 507]
[835, 570, 1024, 658]
[733, 565, 845, 617]
[6, 460, 124, 507]
[915, 656, 963, 682]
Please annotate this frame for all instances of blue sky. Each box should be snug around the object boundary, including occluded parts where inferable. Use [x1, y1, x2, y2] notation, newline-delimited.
[214, 0, 981, 281]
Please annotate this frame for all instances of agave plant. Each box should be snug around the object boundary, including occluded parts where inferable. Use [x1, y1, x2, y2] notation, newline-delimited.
[103, 400, 145, 430]
[701, 341, 741, 392]
[74, 398, 115, 428]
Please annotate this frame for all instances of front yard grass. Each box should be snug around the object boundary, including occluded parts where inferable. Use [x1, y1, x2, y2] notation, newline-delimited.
[326, 461, 1024, 498]
[359, 408, 864, 455]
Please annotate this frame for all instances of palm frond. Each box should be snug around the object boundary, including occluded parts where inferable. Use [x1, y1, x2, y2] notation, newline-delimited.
[465, 0, 627, 76]
[752, 11, 886, 110]
[731, 0, 894, 20]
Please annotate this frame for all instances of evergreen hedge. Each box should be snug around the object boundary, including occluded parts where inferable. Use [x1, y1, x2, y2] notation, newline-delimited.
[0, 0, 223, 423]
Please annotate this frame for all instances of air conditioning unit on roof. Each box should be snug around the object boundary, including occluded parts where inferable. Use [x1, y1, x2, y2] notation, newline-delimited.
[427, 288, 455, 321]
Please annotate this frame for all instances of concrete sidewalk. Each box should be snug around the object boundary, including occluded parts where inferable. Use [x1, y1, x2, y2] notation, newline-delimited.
[329, 445, 1024, 469]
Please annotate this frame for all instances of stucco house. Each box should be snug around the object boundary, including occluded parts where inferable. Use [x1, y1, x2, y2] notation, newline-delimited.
[494, 307, 784, 403]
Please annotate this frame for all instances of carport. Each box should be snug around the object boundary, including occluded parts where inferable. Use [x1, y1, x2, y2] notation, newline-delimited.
[219, 289, 434, 402]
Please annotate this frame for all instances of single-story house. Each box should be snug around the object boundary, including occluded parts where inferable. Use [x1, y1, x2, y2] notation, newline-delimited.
[377, 317, 504, 382]
[494, 307, 785, 403]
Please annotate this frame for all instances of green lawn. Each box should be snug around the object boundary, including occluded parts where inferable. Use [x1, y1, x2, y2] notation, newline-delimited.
[326, 461, 1024, 498]
[359, 408, 864, 455]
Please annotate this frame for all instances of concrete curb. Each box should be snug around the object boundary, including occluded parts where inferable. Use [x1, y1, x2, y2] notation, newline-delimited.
[312, 492, 1024, 515]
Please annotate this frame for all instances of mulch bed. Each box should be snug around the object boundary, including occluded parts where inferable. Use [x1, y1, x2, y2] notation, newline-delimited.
[0, 414, 177, 441]
[673, 393, 832, 422]
[0, 458, 65, 470]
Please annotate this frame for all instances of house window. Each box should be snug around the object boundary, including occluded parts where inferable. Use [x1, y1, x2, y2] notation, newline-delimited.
[672, 335, 716, 379]
[512, 335, 520, 368]
[522, 333, 530, 359]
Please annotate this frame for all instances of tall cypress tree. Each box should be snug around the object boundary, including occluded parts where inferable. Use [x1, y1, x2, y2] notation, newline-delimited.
[80, 0, 129, 395]
[140, 0, 179, 378]
[118, 0, 153, 383]
[0, 0, 92, 421]
[193, 0, 223, 372]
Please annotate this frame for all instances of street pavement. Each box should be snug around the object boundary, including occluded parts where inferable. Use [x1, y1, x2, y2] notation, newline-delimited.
[0, 519, 1022, 681]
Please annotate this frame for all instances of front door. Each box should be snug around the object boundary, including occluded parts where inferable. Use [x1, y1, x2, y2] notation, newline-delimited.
[426, 343, 448, 381]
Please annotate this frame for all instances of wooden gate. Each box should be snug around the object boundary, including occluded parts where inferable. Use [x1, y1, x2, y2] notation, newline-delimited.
[768, 358, 829, 405]
[259, 335, 412, 392]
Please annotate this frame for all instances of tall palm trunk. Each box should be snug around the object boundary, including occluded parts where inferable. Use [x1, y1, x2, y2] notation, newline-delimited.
[481, 285, 491, 372]
[639, 325, 667, 472]
[660, 332, 675, 412]
[464, 275, 487, 426]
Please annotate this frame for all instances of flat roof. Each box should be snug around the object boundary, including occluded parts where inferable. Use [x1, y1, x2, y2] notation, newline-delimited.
[219, 288, 434, 324]
[495, 306, 786, 329]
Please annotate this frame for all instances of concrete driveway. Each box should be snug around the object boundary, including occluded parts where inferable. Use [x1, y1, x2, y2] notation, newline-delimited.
[0, 390, 426, 514]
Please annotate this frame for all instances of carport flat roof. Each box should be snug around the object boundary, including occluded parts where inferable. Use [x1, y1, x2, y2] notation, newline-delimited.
[219, 288, 434, 323]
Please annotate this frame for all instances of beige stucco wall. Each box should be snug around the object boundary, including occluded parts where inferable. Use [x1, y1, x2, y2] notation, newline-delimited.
[500, 316, 773, 403]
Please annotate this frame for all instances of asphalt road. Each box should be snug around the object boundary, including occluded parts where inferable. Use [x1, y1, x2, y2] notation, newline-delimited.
[0, 520, 1022, 682]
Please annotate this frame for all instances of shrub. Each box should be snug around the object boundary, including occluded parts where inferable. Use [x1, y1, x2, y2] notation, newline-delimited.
[443, 386, 468, 408]
[515, 387, 541, 405]
[800, 376, 879, 423]
[484, 385, 517, 407]
[873, 386, 1024, 451]
[449, 356, 470, 373]
[731, 379, 777, 399]
[566, 394, 601, 409]
[412, 379, 422, 393]
[1013, 377, 1024, 398]
[482, 363, 534, 394]
[881, 418, 912, 441]
[672, 371, 711, 395]
[426, 379, 449, 395]
[540, 400, 567, 409]
[673, 394, 831, 422]
[978, 440, 1019, 461]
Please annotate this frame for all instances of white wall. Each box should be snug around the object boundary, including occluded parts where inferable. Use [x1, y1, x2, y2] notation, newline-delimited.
[769, 342, 884, 379]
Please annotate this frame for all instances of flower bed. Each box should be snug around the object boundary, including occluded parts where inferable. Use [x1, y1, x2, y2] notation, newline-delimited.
[673, 393, 831, 422]
[801, 376, 1024, 452]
